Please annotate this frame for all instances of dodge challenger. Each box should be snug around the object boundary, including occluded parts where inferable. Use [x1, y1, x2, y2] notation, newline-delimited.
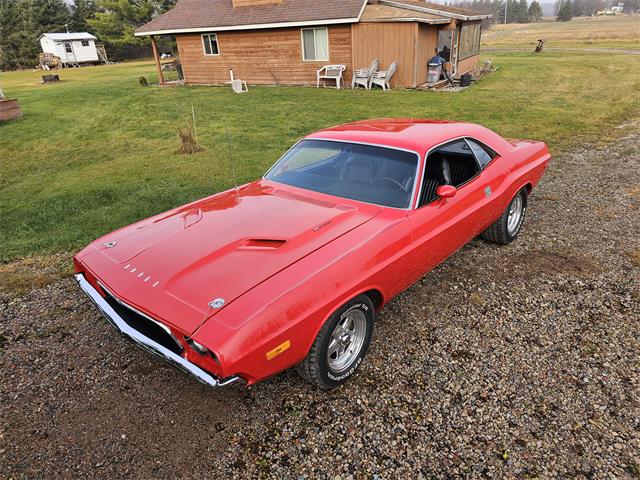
[74, 119, 551, 389]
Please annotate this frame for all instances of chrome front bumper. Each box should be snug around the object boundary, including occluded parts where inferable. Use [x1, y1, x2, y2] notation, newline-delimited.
[74, 273, 240, 388]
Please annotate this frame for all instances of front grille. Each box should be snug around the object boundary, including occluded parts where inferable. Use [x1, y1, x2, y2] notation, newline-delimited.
[101, 291, 183, 356]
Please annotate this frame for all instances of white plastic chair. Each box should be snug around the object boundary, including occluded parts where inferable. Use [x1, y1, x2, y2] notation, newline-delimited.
[231, 79, 248, 93]
[316, 65, 346, 89]
[371, 62, 398, 91]
[352, 59, 379, 90]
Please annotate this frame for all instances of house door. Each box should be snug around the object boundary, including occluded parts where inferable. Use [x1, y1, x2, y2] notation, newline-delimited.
[63, 42, 77, 65]
[437, 29, 458, 76]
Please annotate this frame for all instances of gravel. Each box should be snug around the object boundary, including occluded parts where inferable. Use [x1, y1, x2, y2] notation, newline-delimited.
[1, 129, 639, 479]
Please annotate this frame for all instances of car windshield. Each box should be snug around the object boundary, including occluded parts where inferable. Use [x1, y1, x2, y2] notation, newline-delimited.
[265, 139, 419, 208]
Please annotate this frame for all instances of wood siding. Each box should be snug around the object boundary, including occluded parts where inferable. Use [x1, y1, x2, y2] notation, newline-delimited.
[457, 54, 479, 75]
[352, 22, 417, 88]
[176, 25, 352, 86]
[415, 24, 438, 86]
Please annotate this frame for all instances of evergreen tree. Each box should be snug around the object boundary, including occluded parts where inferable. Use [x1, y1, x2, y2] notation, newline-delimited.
[528, 0, 544, 21]
[0, 0, 22, 69]
[556, 0, 573, 20]
[34, 0, 71, 31]
[69, 0, 98, 32]
[89, 0, 157, 47]
[0, 0, 71, 70]
[516, 0, 530, 22]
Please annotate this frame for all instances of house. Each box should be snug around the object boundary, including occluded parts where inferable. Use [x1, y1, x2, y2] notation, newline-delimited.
[39, 32, 107, 67]
[135, 0, 491, 88]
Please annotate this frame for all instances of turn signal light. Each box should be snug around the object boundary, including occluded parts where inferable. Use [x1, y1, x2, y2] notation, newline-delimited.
[266, 340, 291, 360]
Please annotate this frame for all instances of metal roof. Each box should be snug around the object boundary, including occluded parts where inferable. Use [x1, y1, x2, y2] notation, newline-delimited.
[379, 0, 493, 21]
[40, 32, 97, 41]
[361, 4, 451, 24]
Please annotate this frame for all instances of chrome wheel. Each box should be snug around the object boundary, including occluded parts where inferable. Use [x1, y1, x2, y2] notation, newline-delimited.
[507, 194, 523, 235]
[327, 309, 367, 372]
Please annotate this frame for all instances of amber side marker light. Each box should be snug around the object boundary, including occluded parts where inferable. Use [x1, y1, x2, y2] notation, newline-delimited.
[266, 340, 291, 360]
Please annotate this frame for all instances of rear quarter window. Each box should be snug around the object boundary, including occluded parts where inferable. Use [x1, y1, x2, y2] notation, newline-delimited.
[466, 138, 496, 168]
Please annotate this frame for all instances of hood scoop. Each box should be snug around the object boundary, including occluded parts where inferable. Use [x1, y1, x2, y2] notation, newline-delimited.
[237, 238, 287, 250]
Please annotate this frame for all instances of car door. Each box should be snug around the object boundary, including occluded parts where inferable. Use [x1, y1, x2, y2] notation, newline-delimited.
[404, 138, 493, 281]
[465, 137, 509, 231]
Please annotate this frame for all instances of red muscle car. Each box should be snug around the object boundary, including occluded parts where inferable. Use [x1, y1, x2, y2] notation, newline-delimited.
[74, 119, 550, 389]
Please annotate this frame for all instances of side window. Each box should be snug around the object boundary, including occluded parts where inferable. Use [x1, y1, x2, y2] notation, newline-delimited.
[201, 33, 219, 56]
[466, 138, 495, 168]
[301, 27, 329, 61]
[419, 140, 480, 206]
[64, 42, 72, 53]
[81, 40, 89, 47]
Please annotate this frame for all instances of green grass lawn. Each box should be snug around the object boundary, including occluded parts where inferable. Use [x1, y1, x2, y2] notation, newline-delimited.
[1, 50, 639, 262]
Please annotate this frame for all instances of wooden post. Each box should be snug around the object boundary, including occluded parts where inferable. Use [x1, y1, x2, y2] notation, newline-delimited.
[151, 36, 165, 84]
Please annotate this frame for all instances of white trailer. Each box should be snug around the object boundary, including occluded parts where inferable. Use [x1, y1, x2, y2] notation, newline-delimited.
[39, 32, 102, 67]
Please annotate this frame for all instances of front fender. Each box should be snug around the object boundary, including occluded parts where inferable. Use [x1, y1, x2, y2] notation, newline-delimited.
[192, 210, 412, 384]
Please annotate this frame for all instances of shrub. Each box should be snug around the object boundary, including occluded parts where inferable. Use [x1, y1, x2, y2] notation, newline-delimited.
[176, 125, 204, 154]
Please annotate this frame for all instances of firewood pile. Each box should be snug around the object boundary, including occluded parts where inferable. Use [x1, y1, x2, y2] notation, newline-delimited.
[38, 52, 60, 70]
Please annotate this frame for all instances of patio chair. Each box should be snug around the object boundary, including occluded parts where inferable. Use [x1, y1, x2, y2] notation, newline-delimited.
[316, 64, 346, 89]
[231, 79, 248, 93]
[371, 62, 398, 91]
[351, 58, 379, 90]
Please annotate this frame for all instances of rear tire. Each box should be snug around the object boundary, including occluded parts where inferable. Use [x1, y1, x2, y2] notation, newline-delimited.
[297, 295, 374, 389]
[481, 188, 528, 245]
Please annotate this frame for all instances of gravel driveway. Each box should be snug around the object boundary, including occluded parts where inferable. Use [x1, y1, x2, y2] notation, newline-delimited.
[1, 128, 639, 479]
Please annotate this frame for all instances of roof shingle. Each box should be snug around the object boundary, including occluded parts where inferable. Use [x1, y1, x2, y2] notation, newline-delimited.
[136, 0, 366, 35]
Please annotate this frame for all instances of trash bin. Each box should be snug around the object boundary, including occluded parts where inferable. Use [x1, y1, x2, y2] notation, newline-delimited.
[427, 55, 445, 84]
[428, 62, 443, 84]
[460, 73, 472, 87]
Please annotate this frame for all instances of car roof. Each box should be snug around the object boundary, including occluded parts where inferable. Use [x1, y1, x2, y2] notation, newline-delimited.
[306, 119, 509, 155]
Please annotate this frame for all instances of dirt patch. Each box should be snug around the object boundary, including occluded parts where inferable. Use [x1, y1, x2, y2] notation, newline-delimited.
[0, 253, 73, 296]
[505, 250, 599, 278]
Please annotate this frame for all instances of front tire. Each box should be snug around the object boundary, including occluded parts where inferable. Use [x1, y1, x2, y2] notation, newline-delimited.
[481, 187, 528, 244]
[297, 295, 374, 389]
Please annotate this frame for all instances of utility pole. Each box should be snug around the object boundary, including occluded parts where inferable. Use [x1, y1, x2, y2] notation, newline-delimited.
[504, 0, 508, 23]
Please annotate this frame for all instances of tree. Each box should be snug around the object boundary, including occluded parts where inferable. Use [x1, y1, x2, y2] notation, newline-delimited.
[69, 0, 98, 32]
[87, 0, 178, 59]
[528, 0, 544, 21]
[556, 0, 573, 20]
[0, 0, 71, 71]
[516, 0, 530, 22]
[0, 0, 22, 70]
[88, 0, 157, 47]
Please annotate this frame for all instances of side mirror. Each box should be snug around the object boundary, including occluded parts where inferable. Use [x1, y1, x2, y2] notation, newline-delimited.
[436, 185, 457, 199]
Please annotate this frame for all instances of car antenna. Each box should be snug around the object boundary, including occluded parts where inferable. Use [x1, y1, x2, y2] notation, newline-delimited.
[225, 123, 240, 199]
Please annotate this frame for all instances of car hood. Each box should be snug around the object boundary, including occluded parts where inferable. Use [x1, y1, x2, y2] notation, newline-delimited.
[79, 181, 380, 334]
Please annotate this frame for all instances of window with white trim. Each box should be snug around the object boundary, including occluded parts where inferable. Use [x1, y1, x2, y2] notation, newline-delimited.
[202, 33, 219, 56]
[81, 40, 89, 46]
[301, 27, 329, 61]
